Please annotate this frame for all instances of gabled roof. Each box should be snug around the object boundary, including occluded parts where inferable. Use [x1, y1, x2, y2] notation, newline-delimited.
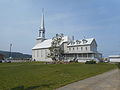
[32, 36, 95, 50]
[67, 38, 95, 46]
[32, 36, 70, 50]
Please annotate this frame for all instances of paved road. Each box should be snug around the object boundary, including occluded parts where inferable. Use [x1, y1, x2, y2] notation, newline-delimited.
[56, 69, 120, 90]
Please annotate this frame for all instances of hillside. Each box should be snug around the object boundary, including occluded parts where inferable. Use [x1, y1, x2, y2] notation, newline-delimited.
[0, 50, 32, 59]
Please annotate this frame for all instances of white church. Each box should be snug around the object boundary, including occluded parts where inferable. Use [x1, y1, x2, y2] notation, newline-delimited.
[32, 11, 102, 62]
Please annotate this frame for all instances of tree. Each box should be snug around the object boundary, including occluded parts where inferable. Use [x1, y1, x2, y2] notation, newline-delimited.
[47, 33, 64, 61]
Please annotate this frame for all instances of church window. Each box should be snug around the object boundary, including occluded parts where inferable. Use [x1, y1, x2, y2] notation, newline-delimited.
[77, 47, 78, 50]
[81, 47, 83, 51]
[37, 50, 39, 57]
[69, 47, 71, 51]
[73, 47, 74, 50]
[35, 50, 37, 57]
[41, 50, 43, 57]
[33, 50, 35, 57]
[45, 49, 47, 57]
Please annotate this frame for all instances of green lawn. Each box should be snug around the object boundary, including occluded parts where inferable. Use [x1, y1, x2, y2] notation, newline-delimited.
[0, 62, 116, 90]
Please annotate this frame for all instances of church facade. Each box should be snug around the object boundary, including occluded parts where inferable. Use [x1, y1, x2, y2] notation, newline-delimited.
[32, 11, 102, 62]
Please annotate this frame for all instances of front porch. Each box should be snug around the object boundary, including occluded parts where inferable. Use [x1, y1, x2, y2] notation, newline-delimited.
[63, 53, 101, 62]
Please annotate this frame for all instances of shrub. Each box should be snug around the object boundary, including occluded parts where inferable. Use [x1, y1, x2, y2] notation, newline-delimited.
[116, 63, 120, 69]
[85, 60, 96, 64]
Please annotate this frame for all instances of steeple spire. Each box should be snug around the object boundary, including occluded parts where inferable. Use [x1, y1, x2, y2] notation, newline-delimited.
[39, 8, 45, 39]
[40, 8, 45, 30]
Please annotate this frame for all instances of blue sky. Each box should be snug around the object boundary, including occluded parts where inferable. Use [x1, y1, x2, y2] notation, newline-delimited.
[0, 0, 120, 56]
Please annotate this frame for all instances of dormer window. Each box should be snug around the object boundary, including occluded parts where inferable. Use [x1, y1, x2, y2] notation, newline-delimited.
[67, 42, 70, 45]
[76, 40, 81, 44]
[82, 39, 88, 44]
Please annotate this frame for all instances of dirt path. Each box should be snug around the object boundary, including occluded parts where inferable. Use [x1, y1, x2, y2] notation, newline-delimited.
[56, 69, 120, 90]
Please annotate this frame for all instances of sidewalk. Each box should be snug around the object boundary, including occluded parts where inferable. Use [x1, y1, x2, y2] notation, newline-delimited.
[56, 69, 120, 90]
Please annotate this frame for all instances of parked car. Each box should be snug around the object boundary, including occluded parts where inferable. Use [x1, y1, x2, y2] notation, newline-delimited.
[4, 60, 11, 63]
[0, 60, 5, 63]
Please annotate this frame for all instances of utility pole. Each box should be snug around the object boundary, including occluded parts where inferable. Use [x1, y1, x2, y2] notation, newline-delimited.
[9, 44, 12, 59]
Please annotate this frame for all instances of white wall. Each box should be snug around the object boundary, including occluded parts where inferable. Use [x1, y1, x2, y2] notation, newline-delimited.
[67, 45, 91, 53]
[63, 42, 68, 53]
[110, 58, 120, 62]
[32, 49, 52, 61]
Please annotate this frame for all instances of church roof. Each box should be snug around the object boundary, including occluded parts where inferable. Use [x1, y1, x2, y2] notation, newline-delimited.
[32, 36, 70, 50]
[32, 37, 95, 50]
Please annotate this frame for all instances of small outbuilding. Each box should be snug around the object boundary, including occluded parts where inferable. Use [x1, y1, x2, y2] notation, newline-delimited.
[109, 55, 120, 63]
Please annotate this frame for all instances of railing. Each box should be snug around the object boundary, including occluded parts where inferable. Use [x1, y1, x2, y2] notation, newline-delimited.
[65, 57, 94, 60]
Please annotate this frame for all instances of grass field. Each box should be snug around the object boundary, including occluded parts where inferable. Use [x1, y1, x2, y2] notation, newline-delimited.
[0, 62, 116, 90]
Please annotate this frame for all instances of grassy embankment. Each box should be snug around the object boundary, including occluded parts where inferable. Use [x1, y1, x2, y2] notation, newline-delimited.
[0, 62, 117, 90]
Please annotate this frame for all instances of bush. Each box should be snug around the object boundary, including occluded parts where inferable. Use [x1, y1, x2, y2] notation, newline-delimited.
[85, 60, 96, 64]
[116, 63, 120, 69]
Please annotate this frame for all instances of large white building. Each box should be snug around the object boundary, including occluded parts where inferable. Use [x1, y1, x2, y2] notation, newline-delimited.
[109, 55, 120, 63]
[32, 11, 102, 62]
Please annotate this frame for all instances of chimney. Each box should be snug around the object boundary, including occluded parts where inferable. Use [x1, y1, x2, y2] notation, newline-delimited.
[72, 36, 74, 41]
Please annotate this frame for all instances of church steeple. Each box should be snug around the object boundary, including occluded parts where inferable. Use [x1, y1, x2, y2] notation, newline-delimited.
[36, 9, 46, 44]
[40, 8, 45, 30]
[39, 8, 45, 39]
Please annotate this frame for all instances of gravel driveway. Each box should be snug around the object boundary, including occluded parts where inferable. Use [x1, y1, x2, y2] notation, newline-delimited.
[56, 69, 120, 90]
